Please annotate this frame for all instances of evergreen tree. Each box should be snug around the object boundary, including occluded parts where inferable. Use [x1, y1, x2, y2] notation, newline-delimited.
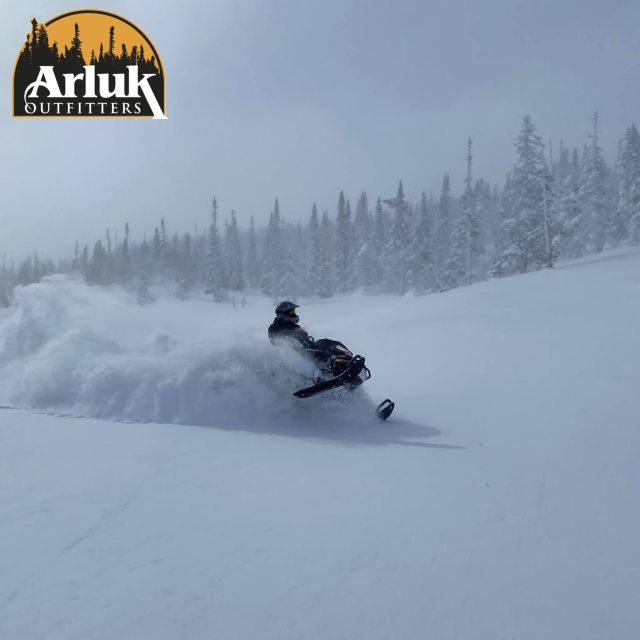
[475, 178, 497, 255]
[177, 233, 195, 297]
[367, 197, 387, 288]
[554, 145, 582, 257]
[308, 203, 323, 296]
[160, 218, 168, 263]
[88, 240, 108, 284]
[207, 198, 223, 300]
[383, 181, 412, 295]
[80, 246, 89, 275]
[434, 174, 453, 278]
[614, 124, 640, 242]
[317, 211, 335, 297]
[262, 198, 285, 300]
[354, 191, 370, 248]
[225, 210, 245, 290]
[556, 140, 571, 184]
[246, 216, 259, 288]
[491, 115, 556, 275]
[446, 138, 484, 286]
[280, 229, 301, 302]
[579, 112, 609, 253]
[410, 192, 437, 293]
[152, 227, 162, 263]
[67, 22, 84, 66]
[334, 191, 354, 291]
[119, 223, 131, 283]
[353, 192, 371, 289]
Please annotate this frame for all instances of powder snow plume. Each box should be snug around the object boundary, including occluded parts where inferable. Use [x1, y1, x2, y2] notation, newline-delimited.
[0, 276, 376, 430]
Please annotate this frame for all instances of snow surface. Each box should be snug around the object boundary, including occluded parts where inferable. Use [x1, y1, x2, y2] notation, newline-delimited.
[1, 248, 640, 639]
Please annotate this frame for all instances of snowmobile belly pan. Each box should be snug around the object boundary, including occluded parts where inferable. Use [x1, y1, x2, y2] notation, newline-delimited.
[293, 355, 369, 398]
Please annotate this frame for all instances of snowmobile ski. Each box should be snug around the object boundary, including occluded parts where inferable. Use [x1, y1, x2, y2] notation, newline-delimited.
[294, 355, 368, 398]
[375, 399, 395, 421]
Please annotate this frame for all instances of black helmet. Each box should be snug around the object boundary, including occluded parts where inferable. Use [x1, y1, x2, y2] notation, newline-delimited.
[275, 300, 300, 323]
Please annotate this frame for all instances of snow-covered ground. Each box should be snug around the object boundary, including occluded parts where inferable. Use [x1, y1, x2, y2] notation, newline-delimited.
[1, 248, 639, 639]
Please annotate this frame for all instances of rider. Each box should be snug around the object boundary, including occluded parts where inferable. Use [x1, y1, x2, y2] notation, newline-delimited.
[268, 302, 392, 418]
[268, 301, 316, 349]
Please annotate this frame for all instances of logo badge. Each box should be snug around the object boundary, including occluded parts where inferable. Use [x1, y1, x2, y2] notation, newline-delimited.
[13, 10, 166, 119]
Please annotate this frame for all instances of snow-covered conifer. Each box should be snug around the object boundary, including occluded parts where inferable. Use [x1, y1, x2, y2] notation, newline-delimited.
[614, 124, 640, 242]
[578, 112, 609, 253]
[491, 115, 556, 275]
[446, 139, 484, 286]
[383, 181, 412, 295]
[206, 198, 224, 300]
[409, 192, 437, 293]
[246, 216, 259, 288]
[434, 174, 453, 275]
[225, 211, 245, 290]
[317, 211, 335, 297]
[334, 191, 354, 291]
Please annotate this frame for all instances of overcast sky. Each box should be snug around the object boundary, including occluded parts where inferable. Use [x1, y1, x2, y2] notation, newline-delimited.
[1, 0, 639, 261]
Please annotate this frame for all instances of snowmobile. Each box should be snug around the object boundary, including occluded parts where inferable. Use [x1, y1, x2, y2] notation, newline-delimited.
[293, 338, 395, 421]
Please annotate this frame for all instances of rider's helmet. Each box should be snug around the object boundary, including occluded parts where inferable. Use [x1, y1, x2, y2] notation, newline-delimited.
[275, 300, 300, 323]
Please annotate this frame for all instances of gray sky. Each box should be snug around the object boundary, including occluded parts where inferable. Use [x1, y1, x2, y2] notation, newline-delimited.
[1, 0, 639, 261]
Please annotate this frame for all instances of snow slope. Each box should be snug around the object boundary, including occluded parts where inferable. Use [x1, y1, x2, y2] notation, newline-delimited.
[1, 248, 640, 639]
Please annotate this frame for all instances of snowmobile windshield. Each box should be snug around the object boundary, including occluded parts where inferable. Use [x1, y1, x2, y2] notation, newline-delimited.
[335, 344, 353, 356]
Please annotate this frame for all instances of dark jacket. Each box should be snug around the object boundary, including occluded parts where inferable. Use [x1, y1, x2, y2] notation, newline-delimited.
[268, 317, 315, 349]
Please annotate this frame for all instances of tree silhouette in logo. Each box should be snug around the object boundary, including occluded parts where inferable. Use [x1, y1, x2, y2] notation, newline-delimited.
[15, 17, 163, 116]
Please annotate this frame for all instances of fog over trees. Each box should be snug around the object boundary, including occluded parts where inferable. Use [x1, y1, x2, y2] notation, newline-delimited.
[2, 113, 639, 306]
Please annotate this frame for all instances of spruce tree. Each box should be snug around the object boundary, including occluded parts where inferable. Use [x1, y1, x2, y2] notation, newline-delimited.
[152, 228, 162, 264]
[383, 181, 412, 295]
[556, 140, 571, 184]
[491, 115, 556, 275]
[246, 216, 259, 288]
[410, 192, 437, 293]
[354, 192, 370, 247]
[475, 179, 497, 255]
[446, 138, 484, 286]
[178, 233, 195, 297]
[579, 112, 609, 253]
[207, 198, 223, 300]
[279, 225, 301, 301]
[334, 191, 354, 291]
[262, 199, 285, 300]
[557, 147, 585, 257]
[368, 197, 387, 288]
[614, 124, 640, 242]
[225, 211, 245, 290]
[108, 26, 115, 59]
[353, 192, 371, 289]
[308, 203, 323, 295]
[68, 22, 84, 66]
[317, 211, 335, 297]
[434, 174, 453, 278]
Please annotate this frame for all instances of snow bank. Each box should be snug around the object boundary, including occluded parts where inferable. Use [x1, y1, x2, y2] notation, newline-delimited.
[0, 276, 375, 428]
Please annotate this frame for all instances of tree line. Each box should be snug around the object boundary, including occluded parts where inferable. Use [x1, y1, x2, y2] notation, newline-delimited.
[16, 18, 160, 75]
[1, 113, 639, 307]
